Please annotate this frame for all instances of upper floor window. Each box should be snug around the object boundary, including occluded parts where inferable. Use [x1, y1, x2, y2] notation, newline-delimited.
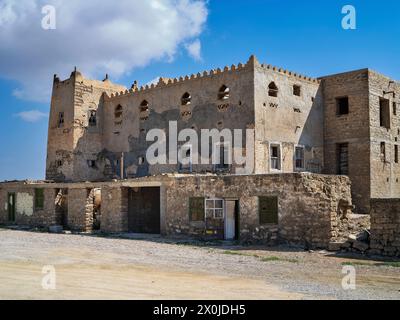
[115, 105, 123, 118]
[88, 110, 97, 127]
[58, 112, 64, 128]
[293, 85, 301, 97]
[218, 85, 230, 100]
[379, 98, 390, 129]
[393, 102, 397, 116]
[270, 144, 281, 170]
[295, 146, 305, 170]
[181, 92, 191, 105]
[268, 82, 278, 97]
[336, 97, 349, 115]
[139, 100, 150, 121]
[114, 105, 123, 125]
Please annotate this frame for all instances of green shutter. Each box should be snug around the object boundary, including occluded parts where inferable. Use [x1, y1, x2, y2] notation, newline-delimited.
[189, 197, 205, 222]
[259, 196, 278, 224]
[35, 189, 44, 210]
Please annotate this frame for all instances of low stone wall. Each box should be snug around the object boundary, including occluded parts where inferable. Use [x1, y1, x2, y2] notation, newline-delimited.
[369, 199, 400, 257]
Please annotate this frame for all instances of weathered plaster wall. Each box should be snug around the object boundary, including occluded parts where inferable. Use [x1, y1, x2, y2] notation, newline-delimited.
[254, 60, 324, 174]
[67, 188, 95, 232]
[101, 186, 128, 233]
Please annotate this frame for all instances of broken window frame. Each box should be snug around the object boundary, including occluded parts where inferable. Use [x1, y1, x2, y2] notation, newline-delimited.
[294, 145, 305, 171]
[270, 143, 282, 171]
[205, 198, 224, 219]
[336, 96, 349, 116]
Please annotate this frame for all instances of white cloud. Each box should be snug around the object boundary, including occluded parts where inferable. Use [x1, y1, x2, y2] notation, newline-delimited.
[15, 110, 48, 122]
[185, 39, 202, 61]
[0, 0, 208, 102]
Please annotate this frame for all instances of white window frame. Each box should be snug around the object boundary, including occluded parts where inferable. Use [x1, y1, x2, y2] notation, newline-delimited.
[269, 142, 282, 172]
[205, 198, 224, 219]
[294, 144, 305, 171]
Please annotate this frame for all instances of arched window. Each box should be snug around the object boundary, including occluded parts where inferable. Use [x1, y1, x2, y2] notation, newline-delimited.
[218, 85, 230, 100]
[115, 105, 123, 118]
[268, 82, 278, 97]
[181, 92, 191, 105]
[140, 100, 149, 112]
[88, 110, 97, 127]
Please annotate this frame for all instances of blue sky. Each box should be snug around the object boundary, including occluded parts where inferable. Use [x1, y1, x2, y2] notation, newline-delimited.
[0, 0, 399, 181]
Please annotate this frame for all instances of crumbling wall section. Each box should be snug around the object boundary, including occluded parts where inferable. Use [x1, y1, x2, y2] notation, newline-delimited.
[370, 199, 400, 256]
[67, 188, 95, 232]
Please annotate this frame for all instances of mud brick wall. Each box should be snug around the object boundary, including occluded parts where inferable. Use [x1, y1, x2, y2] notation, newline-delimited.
[67, 188, 95, 232]
[101, 186, 129, 233]
[369, 199, 400, 256]
[165, 173, 352, 248]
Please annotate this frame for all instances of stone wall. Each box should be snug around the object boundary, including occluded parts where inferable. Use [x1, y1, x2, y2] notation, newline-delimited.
[67, 188, 95, 232]
[369, 199, 400, 256]
[101, 186, 129, 233]
[0, 184, 56, 227]
[164, 173, 352, 248]
[321, 69, 371, 214]
[368, 71, 400, 200]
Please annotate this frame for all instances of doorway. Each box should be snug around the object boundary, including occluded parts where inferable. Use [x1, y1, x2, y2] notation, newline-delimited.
[128, 187, 160, 234]
[7, 193, 16, 223]
[224, 200, 239, 240]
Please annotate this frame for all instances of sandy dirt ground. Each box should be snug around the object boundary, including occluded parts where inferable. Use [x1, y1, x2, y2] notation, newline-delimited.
[0, 229, 399, 300]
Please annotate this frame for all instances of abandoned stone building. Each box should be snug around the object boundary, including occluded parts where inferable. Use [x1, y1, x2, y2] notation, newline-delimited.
[0, 55, 399, 256]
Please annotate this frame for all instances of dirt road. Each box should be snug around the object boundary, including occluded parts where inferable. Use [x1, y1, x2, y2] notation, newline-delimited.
[0, 229, 399, 300]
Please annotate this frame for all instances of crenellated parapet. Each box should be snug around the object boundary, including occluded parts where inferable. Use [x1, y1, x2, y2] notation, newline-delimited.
[104, 55, 319, 101]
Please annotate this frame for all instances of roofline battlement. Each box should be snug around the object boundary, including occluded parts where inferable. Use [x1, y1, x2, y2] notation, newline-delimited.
[104, 55, 320, 101]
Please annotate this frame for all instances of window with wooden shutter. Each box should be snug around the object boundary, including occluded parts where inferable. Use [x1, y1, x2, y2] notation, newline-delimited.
[189, 197, 205, 222]
[35, 188, 45, 210]
[259, 196, 278, 224]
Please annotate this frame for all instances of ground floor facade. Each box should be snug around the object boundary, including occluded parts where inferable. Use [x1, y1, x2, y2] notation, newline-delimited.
[0, 173, 353, 248]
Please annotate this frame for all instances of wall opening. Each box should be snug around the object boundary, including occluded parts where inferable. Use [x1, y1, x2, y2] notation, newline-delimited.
[293, 85, 301, 97]
[268, 82, 278, 97]
[337, 143, 349, 175]
[336, 97, 349, 115]
[93, 188, 102, 231]
[218, 85, 230, 100]
[88, 110, 97, 127]
[394, 145, 399, 164]
[379, 98, 390, 128]
[55, 189, 68, 228]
